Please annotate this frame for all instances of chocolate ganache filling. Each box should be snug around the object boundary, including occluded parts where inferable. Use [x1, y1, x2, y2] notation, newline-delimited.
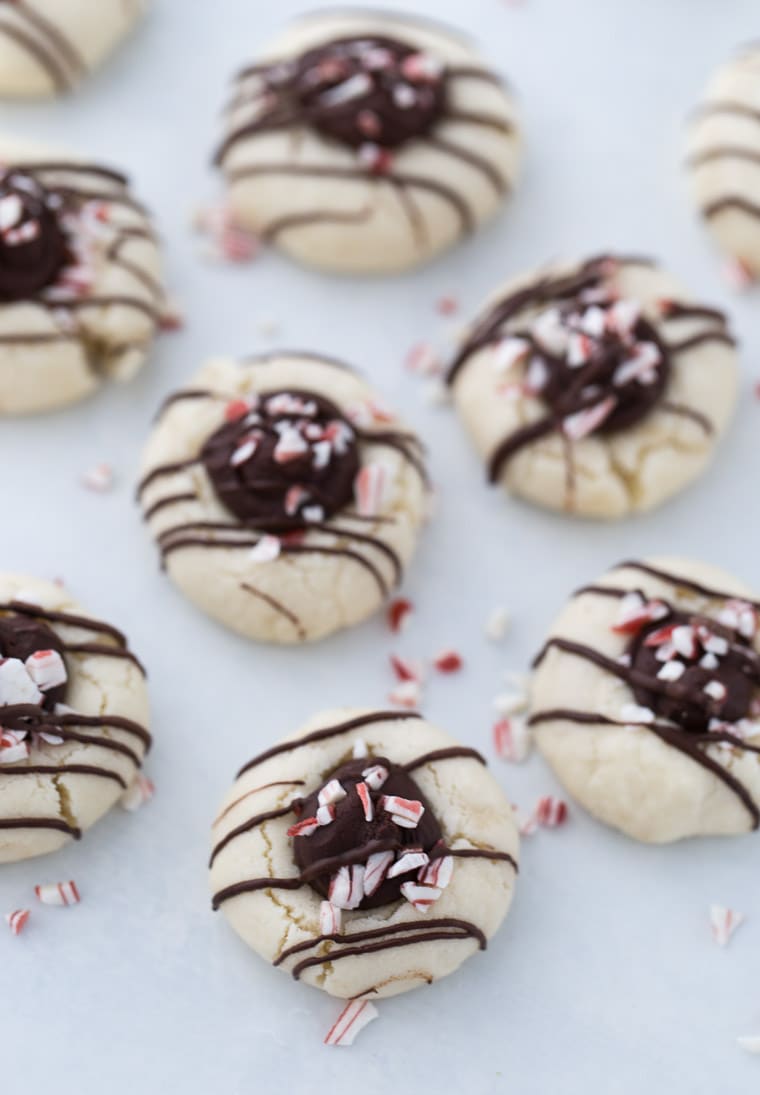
[0, 614, 68, 711]
[264, 35, 446, 151]
[292, 757, 444, 910]
[201, 389, 360, 528]
[628, 609, 755, 732]
[0, 171, 69, 302]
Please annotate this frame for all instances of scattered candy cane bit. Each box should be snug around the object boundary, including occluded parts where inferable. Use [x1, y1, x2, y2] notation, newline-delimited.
[35, 881, 80, 907]
[319, 901, 343, 936]
[710, 905, 744, 947]
[388, 679, 421, 709]
[324, 999, 379, 1047]
[419, 853, 454, 889]
[387, 598, 413, 633]
[81, 462, 114, 492]
[723, 257, 756, 292]
[287, 816, 319, 838]
[387, 850, 429, 878]
[355, 781, 374, 822]
[363, 850, 394, 897]
[318, 779, 347, 807]
[493, 715, 532, 763]
[329, 864, 365, 910]
[535, 796, 568, 828]
[389, 654, 424, 683]
[435, 294, 459, 316]
[354, 462, 389, 517]
[194, 202, 260, 263]
[362, 764, 388, 791]
[562, 397, 617, 440]
[119, 773, 155, 812]
[400, 881, 441, 911]
[485, 606, 511, 642]
[25, 649, 66, 692]
[249, 535, 281, 564]
[0, 659, 42, 706]
[405, 341, 441, 376]
[380, 795, 424, 826]
[316, 804, 336, 827]
[5, 909, 30, 936]
[433, 650, 463, 674]
[737, 1035, 760, 1055]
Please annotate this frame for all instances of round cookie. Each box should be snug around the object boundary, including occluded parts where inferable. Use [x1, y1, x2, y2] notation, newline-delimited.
[687, 42, 760, 275]
[0, 573, 151, 863]
[210, 708, 519, 1000]
[138, 352, 428, 643]
[0, 136, 165, 415]
[0, 0, 148, 98]
[447, 253, 738, 519]
[530, 557, 760, 843]
[214, 10, 520, 273]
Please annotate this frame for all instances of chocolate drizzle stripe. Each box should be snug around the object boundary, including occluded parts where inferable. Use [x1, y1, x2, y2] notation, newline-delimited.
[0, 763, 126, 789]
[57, 713, 151, 750]
[0, 13, 71, 92]
[614, 560, 760, 610]
[0, 816, 80, 839]
[263, 205, 373, 241]
[659, 401, 713, 434]
[12, 1, 86, 76]
[0, 332, 77, 345]
[214, 779, 305, 825]
[661, 302, 727, 324]
[281, 543, 390, 596]
[209, 804, 295, 866]
[62, 641, 146, 674]
[702, 195, 760, 221]
[404, 746, 486, 771]
[237, 711, 421, 777]
[137, 459, 198, 496]
[2, 601, 128, 645]
[688, 145, 760, 169]
[13, 162, 129, 186]
[240, 582, 306, 640]
[694, 100, 760, 125]
[446, 109, 514, 134]
[44, 294, 161, 323]
[445, 847, 518, 870]
[212, 877, 302, 908]
[425, 136, 508, 193]
[225, 163, 474, 235]
[143, 492, 198, 520]
[665, 331, 736, 353]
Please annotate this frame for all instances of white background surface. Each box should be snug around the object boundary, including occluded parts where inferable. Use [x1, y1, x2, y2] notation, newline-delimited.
[1, 1, 760, 1092]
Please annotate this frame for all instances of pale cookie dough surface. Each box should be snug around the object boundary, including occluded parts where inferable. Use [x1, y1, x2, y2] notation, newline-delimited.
[215, 11, 520, 273]
[448, 254, 738, 519]
[0, 573, 150, 863]
[530, 557, 760, 843]
[139, 353, 428, 643]
[0, 0, 148, 98]
[687, 42, 760, 274]
[210, 708, 519, 1000]
[0, 135, 165, 415]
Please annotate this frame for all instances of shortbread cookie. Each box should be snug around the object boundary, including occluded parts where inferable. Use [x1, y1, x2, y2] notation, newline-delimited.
[0, 0, 148, 98]
[138, 353, 428, 643]
[0, 573, 150, 863]
[447, 254, 738, 519]
[214, 10, 520, 273]
[530, 558, 760, 842]
[210, 708, 518, 1000]
[0, 136, 165, 415]
[687, 42, 760, 274]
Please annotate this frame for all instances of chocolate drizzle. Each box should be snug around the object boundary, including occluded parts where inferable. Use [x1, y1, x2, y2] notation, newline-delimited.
[0, 599, 150, 842]
[215, 28, 514, 247]
[211, 709, 517, 990]
[0, 171, 69, 300]
[0, 0, 86, 93]
[531, 561, 760, 828]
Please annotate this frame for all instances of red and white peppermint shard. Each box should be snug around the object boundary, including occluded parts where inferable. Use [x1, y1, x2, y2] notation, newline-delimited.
[400, 881, 442, 911]
[0, 730, 29, 763]
[249, 535, 281, 564]
[719, 599, 758, 640]
[612, 592, 669, 635]
[434, 650, 463, 674]
[5, 909, 30, 935]
[562, 397, 617, 441]
[380, 795, 424, 827]
[493, 715, 532, 763]
[493, 336, 530, 374]
[357, 143, 394, 175]
[316, 804, 336, 827]
[387, 598, 413, 633]
[324, 999, 379, 1047]
[329, 864, 365, 910]
[25, 649, 67, 692]
[710, 905, 744, 947]
[273, 425, 308, 464]
[81, 462, 114, 492]
[318, 779, 347, 807]
[404, 341, 440, 375]
[419, 854, 454, 890]
[35, 881, 80, 907]
[389, 654, 424, 683]
[535, 796, 568, 828]
[0, 658, 43, 706]
[224, 398, 255, 422]
[119, 774, 155, 812]
[363, 850, 394, 897]
[319, 901, 343, 936]
[387, 850, 429, 878]
[354, 463, 388, 517]
[355, 781, 374, 822]
[388, 679, 421, 709]
[286, 816, 320, 838]
[401, 52, 443, 83]
[361, 764, 388, 791]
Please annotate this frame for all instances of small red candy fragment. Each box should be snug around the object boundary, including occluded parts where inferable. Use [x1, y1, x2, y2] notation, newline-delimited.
[389, 654, 423, 682]
[324, 999, 379, 1047]
[710, 904, 744, 947]
[287, 816, 319, 838]
[5, 909, 30, 936]
[224, 398, 253, 422]
[433, 650, 463, 674]
[535, 796, 568, 828]
[355, 781, 374, 822]
[387, 598, 413, 633]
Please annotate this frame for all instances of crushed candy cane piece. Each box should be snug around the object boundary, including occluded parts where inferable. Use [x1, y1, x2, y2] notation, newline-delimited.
[535, 796, 568, 828]
[329, 864, 365, 910]
[723, 257, 756, 291]
[354, 463, 388, 516]
[657, 660, 685, 682]
[436, 295, 459, 316]
[287, 816, 319, 838]
[400, 881, 441, 911]
[380, 795, 424, 826]
[493, 715, 532, 763]
[25, 649, 66, 692]
[485, 606, 510, 642]
[224, 398, 254, 422]
[35, 881, 80, 907]
[0, 658, 42, 707]
[316, 804, 336, 827]
[81, 462, 114, 492]
[388, 679, 421, 708]
[119, 774, 154, 812]
[387, 850, 429, 878]
[704, 680, 727, 702]
[433, 650, 463, 674]
[562, 397, 617, 440]
[620, 703, 655, 725]
[5, 909, 30, 935]
[612, 592, 669, 634]
[363, 850, 394, 896]
[355, 781, 373, 822]
[389, 654, 423, 683]
[493, 336, 530, 373]
[405, 341, 440, 375]
[324, 999, 379, 1047]
[318, 779, 347, 807]
[319, 901, 343, 936]
[361, 764, 388, 791]
[710, 905, 744, 947]
[249, 535, 281, 564]
[388, 598, 413, 633]
[420, 853, 454, 889]
[718, 600, 758, 640]
[0, 729, 30, 763]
